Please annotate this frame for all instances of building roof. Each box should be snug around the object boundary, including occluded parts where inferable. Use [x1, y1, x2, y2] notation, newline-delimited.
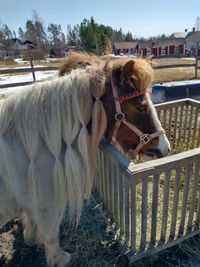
[11, 38, 24, 45]
[154, 38, 185, 47]
[171, 32, 188, 38]
[186, 31, 200, 42]
[139, 40, 155, 48]
[114, 42, 138, 49]
[23, 40, 37, 48]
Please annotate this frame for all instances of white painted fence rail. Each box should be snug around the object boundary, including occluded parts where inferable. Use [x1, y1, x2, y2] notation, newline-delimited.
[96, 98, 200, 263]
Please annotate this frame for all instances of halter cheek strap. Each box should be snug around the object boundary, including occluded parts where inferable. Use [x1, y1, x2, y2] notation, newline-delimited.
[110, 76, 165, 157]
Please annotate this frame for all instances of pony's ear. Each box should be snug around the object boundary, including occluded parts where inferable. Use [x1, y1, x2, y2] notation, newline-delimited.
[120, 60, 137, 90]
[121, 59, 135, 79]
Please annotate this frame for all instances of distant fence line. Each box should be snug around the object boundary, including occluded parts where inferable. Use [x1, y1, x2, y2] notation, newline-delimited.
[0, 66, 58, 75]
[0, 66, 58, 89]
[0, 64, 200, 89]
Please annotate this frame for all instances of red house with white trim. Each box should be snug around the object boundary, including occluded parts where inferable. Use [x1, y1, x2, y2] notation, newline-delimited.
[113, 42, 140, 56]
[139, 41, 154, 57]
[151, 38, 185, 57]
[112, 28, 200, 58]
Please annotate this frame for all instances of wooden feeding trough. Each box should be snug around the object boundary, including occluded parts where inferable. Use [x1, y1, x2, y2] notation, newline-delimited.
[95, 98, 200, 263]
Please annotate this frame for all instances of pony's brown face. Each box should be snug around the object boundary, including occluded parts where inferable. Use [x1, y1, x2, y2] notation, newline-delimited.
[103, 58, 171, 160]
[58, 52, 170, 160]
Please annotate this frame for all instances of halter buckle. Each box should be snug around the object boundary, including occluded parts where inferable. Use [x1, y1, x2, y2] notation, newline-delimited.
[140, 134, 151, 144]
[115, 112, 125, 121]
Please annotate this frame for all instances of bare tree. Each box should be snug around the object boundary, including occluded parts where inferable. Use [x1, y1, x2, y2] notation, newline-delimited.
[194, 16, 200, 31]
[24, 10, 47, 50]
[18, 27, 25, 40]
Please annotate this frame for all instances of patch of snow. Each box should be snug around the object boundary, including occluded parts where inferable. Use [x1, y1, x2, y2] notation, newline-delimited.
[14, 58, 29, 64]
[180, 57, 195, 60]
[45, 58, 65, 63]
[0, 70, 58, 94]
[0, 70, 58, 84]
[13, 65, 46, 69]
[1, 65, 47, 70]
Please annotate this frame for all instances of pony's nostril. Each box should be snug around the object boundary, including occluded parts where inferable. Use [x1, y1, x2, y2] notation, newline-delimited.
[146, 148, 163, 158]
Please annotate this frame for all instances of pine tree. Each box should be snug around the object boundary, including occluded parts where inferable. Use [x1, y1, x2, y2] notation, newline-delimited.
[125, 31, 133, 41]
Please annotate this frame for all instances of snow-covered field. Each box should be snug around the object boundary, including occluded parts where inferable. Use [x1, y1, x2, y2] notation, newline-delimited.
[0, 57, 59, 94]
[0, 69, 58, 94]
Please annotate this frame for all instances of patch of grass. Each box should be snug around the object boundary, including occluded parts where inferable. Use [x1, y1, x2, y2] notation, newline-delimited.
[0, 194, 128, 267]
[0, 63, 27, 69]
[132, 235, 200, 267]
[154, 67, 200, 84]
[60, 195, 128, 267]
[2, 59, 17, 66]
[153, 57, 196, 66]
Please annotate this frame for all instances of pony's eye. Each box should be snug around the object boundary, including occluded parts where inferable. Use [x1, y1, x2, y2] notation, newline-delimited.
[137, 95, 144, 102]
[137, 106, 147, 112]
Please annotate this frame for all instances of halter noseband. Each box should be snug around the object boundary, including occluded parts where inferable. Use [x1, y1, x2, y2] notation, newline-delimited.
[110, 76, 164, 157]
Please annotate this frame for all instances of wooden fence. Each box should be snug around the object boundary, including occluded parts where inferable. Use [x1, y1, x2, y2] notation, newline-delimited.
[0, 61, 200, 89]
[0, 66, 58, 89]
[96, 98, 200, 263]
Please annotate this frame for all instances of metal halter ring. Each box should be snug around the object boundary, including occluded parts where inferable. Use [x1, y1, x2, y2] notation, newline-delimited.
[140, 134, 151, 144]
[115, 112, 125, 121]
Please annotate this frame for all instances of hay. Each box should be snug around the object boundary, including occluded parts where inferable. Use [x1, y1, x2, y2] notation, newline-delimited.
[1, 191, 200, 266]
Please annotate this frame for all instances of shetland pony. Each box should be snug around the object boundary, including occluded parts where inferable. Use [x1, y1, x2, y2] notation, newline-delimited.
[0, 52, 170, 267]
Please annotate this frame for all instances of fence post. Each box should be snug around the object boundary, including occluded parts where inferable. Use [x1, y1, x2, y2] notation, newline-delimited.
[27, 46, 36, 82]
[195, 41, 199, 78]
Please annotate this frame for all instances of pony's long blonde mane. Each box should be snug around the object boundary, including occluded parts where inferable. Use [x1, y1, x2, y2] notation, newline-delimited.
[0, 67, 106, 223]
[0, 52, 154, 226]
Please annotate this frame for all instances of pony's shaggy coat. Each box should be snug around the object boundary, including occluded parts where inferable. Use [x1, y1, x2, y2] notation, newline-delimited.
[0, 68, 106, 266]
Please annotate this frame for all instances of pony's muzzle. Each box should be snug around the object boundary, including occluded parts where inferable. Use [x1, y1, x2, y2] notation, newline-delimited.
[146, 148, 170, 158]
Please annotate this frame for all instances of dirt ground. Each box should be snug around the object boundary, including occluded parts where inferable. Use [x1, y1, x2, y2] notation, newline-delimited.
[0, 195, 129, 267]
[1, 193, 200, 267]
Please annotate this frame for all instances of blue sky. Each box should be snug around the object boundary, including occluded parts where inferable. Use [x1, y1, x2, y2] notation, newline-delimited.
[0, 0, 200, 38]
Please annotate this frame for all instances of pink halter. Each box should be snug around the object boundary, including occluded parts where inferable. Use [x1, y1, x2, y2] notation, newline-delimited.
[110, 76, 164, 157]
